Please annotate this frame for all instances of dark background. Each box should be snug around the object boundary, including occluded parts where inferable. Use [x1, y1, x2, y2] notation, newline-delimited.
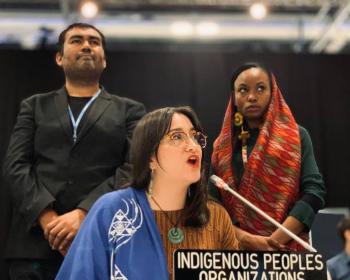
[1, 49, 349, 277]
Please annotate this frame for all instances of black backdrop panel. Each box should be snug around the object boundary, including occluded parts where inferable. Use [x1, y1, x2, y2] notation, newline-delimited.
[1, 49, 349, 278]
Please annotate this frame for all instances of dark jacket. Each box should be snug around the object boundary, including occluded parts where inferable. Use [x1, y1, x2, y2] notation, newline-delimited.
[2, 87, 146, 258]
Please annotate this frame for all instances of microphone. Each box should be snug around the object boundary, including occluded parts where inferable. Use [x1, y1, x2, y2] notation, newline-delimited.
[209, 175, 317, 252]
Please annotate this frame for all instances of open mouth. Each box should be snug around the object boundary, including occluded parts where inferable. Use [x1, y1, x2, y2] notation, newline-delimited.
[187, 155, 200, 167]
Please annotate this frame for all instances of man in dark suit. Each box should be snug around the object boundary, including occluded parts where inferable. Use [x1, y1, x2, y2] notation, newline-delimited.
[2, 22, 146, 279]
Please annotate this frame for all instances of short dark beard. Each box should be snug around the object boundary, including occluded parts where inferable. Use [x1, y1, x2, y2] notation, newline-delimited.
[64, 66, 104, 86]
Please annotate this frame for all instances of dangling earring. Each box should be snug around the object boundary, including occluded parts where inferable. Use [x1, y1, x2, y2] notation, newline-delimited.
[234, 111, 250, 167]
[234, 112, 250, 145]
[187, 186, 191, 198]
[147, 169, 154, 196]
[234, 111, 243, 127]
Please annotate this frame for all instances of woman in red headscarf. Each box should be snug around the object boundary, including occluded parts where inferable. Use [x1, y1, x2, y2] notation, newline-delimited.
[210, 63, 326, 251]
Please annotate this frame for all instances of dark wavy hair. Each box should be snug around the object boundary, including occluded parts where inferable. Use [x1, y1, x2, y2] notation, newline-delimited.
[130, 106, 210, 227]
[57, 22, 106, 55]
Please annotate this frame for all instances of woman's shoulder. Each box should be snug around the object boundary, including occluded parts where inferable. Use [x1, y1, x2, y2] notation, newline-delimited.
[297, 124, 311, 139]
[206, 200, 235, 236]
[99, 187, 134, 200]
[297, 124, 314, 149]
[297, 124, 306, 133]
[207, 200, 230, 218]
[93, 187, 141, 210]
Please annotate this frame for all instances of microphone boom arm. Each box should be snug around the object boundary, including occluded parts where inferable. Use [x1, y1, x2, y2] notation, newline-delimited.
[209, 175, 317, 252]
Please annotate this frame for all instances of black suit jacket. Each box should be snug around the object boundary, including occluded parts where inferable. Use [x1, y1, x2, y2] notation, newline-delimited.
[2, 87, 145, 259]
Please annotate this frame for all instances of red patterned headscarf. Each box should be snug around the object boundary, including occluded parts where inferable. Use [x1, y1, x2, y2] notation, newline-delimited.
[211, 74, 308, 251]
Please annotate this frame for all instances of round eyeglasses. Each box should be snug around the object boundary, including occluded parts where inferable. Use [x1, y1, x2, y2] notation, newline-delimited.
[166, 130, 207, 149]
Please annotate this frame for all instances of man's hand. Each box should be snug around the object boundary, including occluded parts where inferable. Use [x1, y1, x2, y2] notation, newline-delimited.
[58, 246, 69, 256]
[45, 209, 87, 253]
[38, 208, 59, 233]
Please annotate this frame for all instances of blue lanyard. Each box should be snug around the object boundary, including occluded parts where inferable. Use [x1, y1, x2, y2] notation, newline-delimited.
[68, 89, 101, 143]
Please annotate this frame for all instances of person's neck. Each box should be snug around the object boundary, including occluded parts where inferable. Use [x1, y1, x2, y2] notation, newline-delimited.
[247, 119, 263, 129]
[345, 242, 350, 256]
[149, 177, 188, 211]
[65, 80, 100, 97]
